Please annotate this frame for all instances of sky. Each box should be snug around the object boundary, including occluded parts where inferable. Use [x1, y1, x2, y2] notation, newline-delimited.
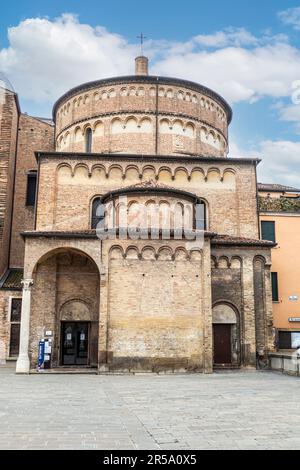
[1, 0, 300, 186]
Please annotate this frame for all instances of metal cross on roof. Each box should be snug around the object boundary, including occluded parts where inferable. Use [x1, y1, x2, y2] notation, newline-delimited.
[137, 32, 147, 55]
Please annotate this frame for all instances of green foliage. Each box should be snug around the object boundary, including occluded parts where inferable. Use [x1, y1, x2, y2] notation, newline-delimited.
[259, 196, 300, 213]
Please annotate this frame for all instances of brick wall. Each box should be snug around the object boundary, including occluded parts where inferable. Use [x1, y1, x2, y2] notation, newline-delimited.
[35, 156, 259, 239]
[55, 82, 229, 157]
[107, 249, 204, 371]
[22, 235, 213, 372]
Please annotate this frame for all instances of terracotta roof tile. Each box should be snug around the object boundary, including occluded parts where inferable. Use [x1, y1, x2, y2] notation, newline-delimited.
[0, 269, 23, 290]
[258, 183, 300, 193]
[211, 234, 276, 247]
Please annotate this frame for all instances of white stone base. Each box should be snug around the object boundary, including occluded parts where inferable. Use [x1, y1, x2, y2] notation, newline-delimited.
[16, 355, 30, 374]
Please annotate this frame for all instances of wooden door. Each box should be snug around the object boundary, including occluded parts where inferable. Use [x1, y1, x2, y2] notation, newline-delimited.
[213, 324, 232, 365]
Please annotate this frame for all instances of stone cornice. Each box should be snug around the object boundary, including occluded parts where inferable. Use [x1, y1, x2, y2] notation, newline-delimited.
[20, 230, 274, 248]
[21, 229, 217, 240]
[35, 151, 261, 166]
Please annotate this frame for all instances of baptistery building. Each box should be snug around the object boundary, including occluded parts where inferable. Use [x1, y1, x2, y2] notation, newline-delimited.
[0, 56, 275, 373]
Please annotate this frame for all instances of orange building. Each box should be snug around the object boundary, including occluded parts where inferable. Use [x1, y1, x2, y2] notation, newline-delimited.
[259, 183, 300, 350]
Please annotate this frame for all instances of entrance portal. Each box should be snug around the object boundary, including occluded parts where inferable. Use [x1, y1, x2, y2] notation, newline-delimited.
[212, 303, 240, 367]
[213, 324, 232, 364]
[61, 322, 89, 366]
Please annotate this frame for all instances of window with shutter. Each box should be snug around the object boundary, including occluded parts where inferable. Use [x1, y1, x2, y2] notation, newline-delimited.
[261, 221, 276, 242]
[271, 272, 279, 302]
[9, 298, 22, 357]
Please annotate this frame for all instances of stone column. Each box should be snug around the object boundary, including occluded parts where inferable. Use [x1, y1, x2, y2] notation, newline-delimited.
[264, 262, 275, 352]
[98, 264, 109, 373]
[16, 279, 33, 374]
[203, 239, 213, 373]
[242, 256, 256, 367]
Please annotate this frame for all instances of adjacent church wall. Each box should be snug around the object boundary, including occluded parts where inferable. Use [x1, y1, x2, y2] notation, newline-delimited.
[9, 115, 55, 268]
[0, 91, 19, 277]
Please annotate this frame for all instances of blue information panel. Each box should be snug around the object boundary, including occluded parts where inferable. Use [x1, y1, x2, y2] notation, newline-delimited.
[38, 340, 45, 369]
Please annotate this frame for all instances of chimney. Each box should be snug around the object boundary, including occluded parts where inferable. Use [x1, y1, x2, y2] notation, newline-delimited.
[135, 56, 149, 76]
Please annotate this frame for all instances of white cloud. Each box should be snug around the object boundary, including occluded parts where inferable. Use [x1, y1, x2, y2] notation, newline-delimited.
[279, 7, 300, 30]
[1, 15, 300, 109]
[193, 28, 258, 48]
[230, 139, 300, 187]
[279, 104, 300, 123]
[153, 42, 300, 104]
[0, 14, 137, 103]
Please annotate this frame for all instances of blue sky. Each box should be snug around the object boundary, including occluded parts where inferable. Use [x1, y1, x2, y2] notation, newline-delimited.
[1, 0, 300, 185]
[1, 0, 299, 45]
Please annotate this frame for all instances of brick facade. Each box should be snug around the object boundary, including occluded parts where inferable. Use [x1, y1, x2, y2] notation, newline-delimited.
[0, 60, 275, 372]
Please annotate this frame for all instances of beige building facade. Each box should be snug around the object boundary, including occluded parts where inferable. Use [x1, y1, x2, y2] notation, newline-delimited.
[259, 184, 300, 350]
[0, 57, 275, 373]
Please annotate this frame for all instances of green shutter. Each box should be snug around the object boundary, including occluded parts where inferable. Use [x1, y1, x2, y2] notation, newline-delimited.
[271, 272, 279, 302]
[261, 221, 276, 242]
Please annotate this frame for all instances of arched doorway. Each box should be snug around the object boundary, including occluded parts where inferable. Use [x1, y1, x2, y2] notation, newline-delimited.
[213, 303, 240, 367]
[29, 248, 100, 369]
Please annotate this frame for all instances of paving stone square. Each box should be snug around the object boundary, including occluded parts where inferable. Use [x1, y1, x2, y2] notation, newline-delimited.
[0, 366, 299, 450]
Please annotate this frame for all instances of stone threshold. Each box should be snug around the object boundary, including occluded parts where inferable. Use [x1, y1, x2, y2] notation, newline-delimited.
[29, 369, 212, 376]
[30, 368, 98, 375]
[213, 365, 241, 370]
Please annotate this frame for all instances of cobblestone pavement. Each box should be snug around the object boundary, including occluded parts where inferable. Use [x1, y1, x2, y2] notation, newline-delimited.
[0, 365, 299, 450]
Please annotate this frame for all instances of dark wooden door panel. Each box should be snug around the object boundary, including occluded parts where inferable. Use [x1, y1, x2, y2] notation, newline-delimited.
[62, 322, 89, 366]
[213, 324, 232, 365]
[9, 324, 20, 357]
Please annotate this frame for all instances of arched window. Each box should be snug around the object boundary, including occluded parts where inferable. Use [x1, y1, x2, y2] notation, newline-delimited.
[26, 171, 37, 206]
[91, 197, 102, 229]
[85, 128, 93, 153]
[194, 200, 206, 231]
